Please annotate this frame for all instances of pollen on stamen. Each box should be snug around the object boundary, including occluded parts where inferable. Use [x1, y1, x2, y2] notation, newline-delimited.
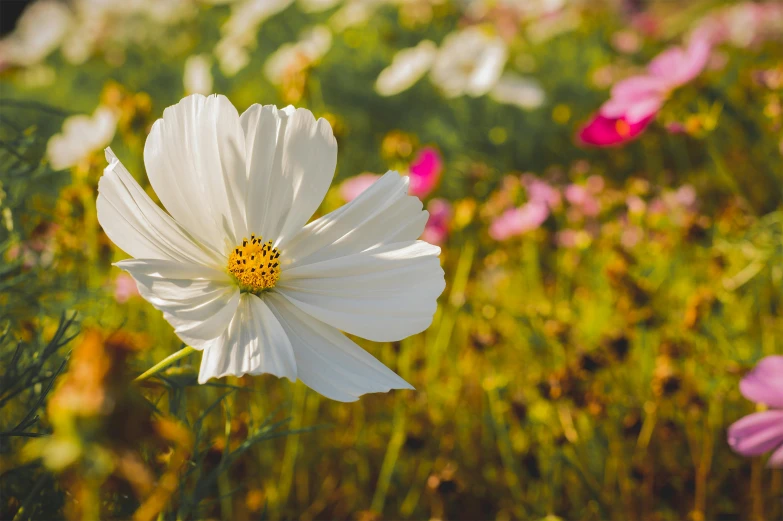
[227, 234, 282, 292]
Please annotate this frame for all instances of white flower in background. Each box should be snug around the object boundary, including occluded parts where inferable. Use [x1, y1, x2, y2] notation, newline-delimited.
[47, 106, 118, 170]
[184, 54, 214, 95]
[264, 25, 332, 85]
[217, 0, 295, 75]
[375, 40, 437, 96]
[0, 1, 72, 69]
[97, 94, 444, 401]
[489, 73, 546, 110]
[298, 0, 342, 13]
[430, 26, 508, 98]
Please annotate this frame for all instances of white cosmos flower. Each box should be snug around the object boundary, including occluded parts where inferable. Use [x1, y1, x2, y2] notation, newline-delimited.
[96, 94, 444, 402]
[47, 106, 118, 170]
[430, 26, 507, 98]
[264, 25, 332, 86]
[0, 1, 72, 69]
[375, 40, 437, 97]
[184, 54, 213, 95]
[489, 73, 546, 110]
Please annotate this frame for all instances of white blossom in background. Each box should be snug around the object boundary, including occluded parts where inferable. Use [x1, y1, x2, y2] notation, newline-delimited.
[375, 40, 437, 96]
[298, 0, 342, 13]
[96, 94, 445, 401]
[216, 0, 295, 75]
[489, 73, 546, 110]
[47, 106, 118, 171]
[264, 26, 332, 85]
[184, 54, 214, 95]
[0, 1, 73, 69]
[430, 26, 508, 98]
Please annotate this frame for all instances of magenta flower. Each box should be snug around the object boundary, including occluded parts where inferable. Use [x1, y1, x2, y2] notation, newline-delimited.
[578, 113, 655, 147]
[339, 173, 381, 202]
[421, 198, 452, 245]
[728, 356, 783, 467]
[489, 202, 549, 241]
[579, 35, 711, 147]
[408, 147, 443, 198]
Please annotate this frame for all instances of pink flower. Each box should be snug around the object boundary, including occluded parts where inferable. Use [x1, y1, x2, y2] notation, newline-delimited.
[408, 147, 443, 198]
[579, 35, 711, 147]
[489, 201, 549, 241]
[522, 174, 561, 209]
[728, 356, 783, 467]
[564, 184, 600, 217]
[339, 173, 381, 202]
[578, 113, 655, 147]
[421, 198, 452, 245]
[114, 273, 140, 304]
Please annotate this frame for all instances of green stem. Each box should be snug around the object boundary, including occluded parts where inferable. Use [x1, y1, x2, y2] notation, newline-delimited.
[133, 346, 196, 383]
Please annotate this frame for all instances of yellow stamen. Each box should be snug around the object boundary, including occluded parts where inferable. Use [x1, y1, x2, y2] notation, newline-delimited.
[227, 234, 281, 292]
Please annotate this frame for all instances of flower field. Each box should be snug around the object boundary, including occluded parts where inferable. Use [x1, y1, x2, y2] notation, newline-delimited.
[1, 1, 783, 519]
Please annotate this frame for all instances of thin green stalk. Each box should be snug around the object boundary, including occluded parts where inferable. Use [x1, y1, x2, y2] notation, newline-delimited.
[134, 346, 196, 383]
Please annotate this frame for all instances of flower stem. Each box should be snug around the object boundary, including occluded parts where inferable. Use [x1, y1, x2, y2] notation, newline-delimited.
[134, 346, 196, 383]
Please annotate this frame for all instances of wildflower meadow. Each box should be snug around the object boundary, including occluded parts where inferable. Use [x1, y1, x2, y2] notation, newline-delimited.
[1, 0, 783, 519]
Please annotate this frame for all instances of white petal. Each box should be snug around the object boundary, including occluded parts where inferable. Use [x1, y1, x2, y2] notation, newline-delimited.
[144, 94, 248, 254]
[283, 171, 428, 268]
[116, 258, 239, 348]
[97, 148, 224, 268]
[375, 40, 437, 97]
[265, 292, 413, 402]
[277, 241, 444, 342]
[239, 104, 337, 246]
[489, 73, 546, 110]
[198, 294, 297, 383]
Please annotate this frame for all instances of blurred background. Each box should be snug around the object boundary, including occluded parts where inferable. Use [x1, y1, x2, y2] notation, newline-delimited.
[1, 0, 782, 519]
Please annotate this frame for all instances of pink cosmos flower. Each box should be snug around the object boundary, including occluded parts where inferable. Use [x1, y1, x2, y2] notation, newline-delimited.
[408, 147, 443, 198]
[579, 35, 711, 147]
[564, 184, 600, 217]
[522, 174, 561, 209]
[489, 201, 549, 241]
[114, 272, 140, 304]
[421, 198, 452, 245]
[578, 113, 656, 147]
[728, 356, 783, 467]
[339, 173, 381, 202]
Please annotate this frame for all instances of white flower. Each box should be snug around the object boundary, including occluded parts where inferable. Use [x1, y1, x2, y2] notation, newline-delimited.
[430, 27, 507, 98]
[96, 94, 444, 401]
[47, 106, 118, 170]
[0, 0, 72, 68]
[264, 25, 332, 85]
[489, 73, 546, 110]
[217, 0, 295, 75]
[184, 54, 214, 95]
[375, 40, 437, 96]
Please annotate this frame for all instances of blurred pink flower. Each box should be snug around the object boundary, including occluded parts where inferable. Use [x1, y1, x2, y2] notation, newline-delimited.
[114, 273, 140, 304]
[408, 147, 443, 198]
[339, 173, 381, 202]
[489, 201, 549, 241]
[579, 35, 711, 147]
[564, 184, 600, 217]
[728, 356, 783, 467]
[585, 175, 605, 194]
[522, 174, 561, 209]
[578, 113, 654, 147]
[421, 198, 452, 245]
[626, 195, 646, 214]
[621, 225, 643, 248]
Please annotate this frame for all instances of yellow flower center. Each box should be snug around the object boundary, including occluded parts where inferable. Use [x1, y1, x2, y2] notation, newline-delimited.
[228, 235, 281, 292]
